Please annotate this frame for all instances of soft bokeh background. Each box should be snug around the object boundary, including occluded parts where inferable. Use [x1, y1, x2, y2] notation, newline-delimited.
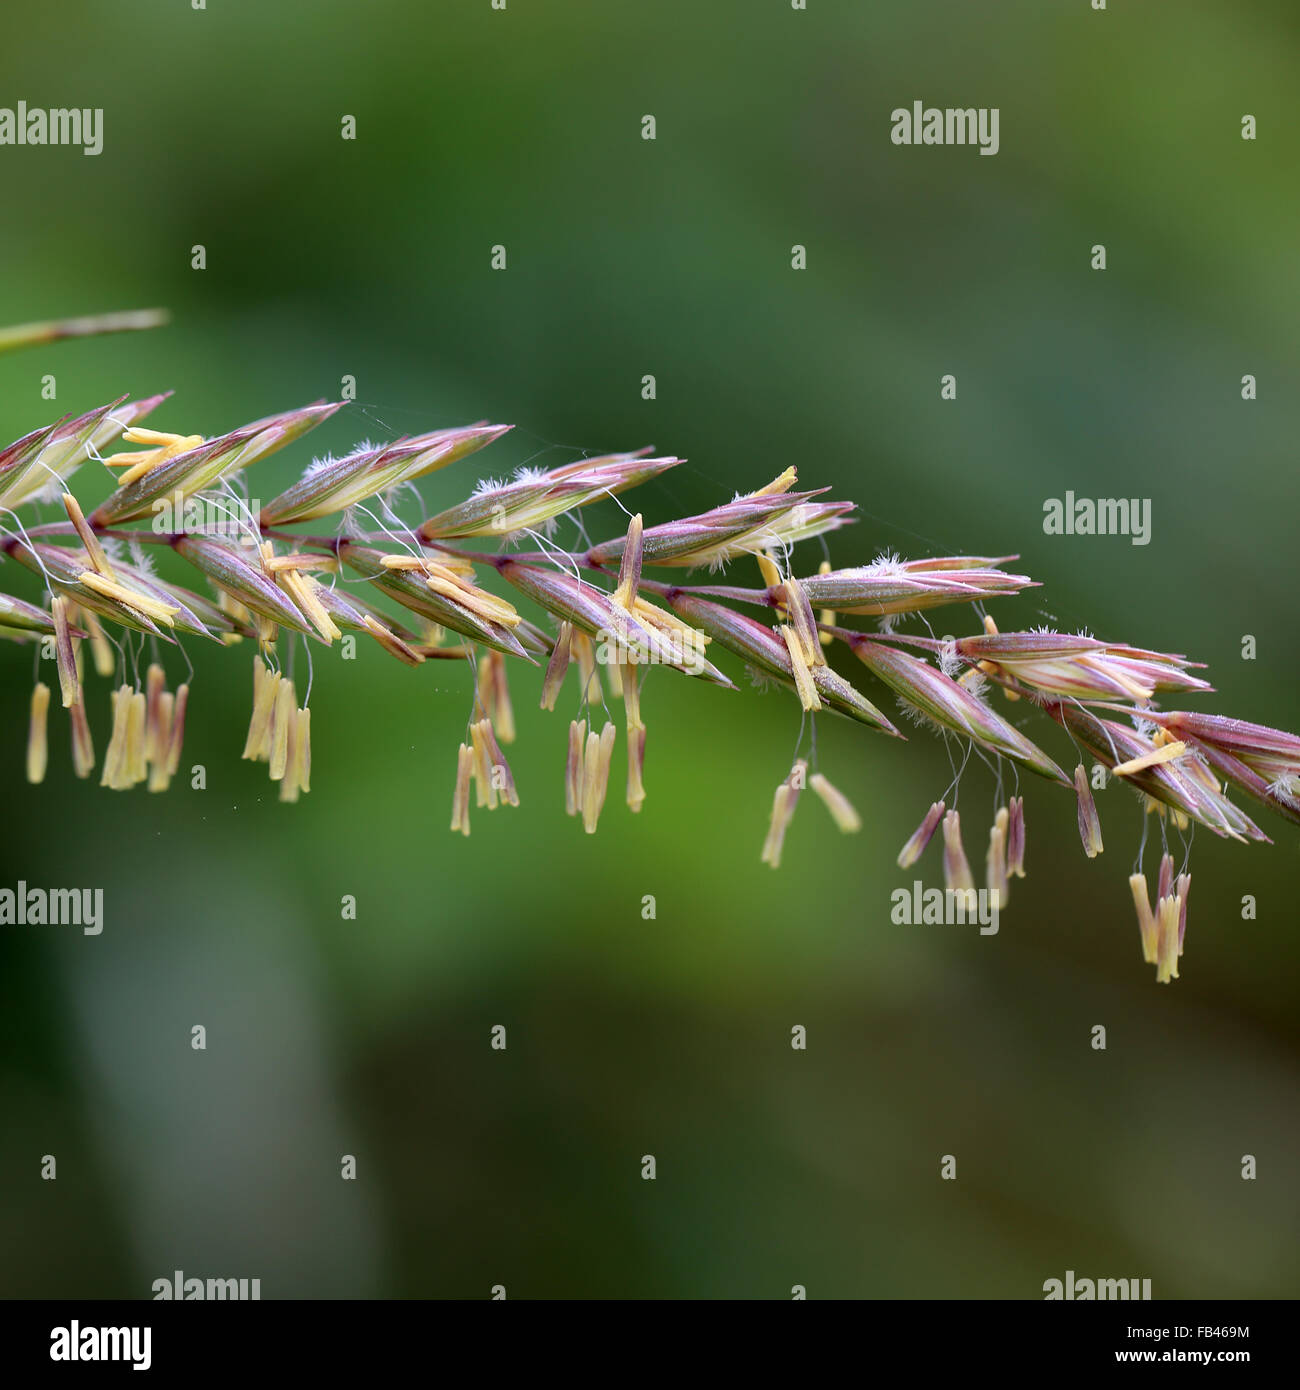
[1, 1, 1297, 1298]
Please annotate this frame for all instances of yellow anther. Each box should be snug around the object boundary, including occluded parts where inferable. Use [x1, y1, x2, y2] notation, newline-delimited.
[756, 552, 783, 591]
[26, 683, 50, 784]
[817, 558, 836, 646]
[810, 772, 861, 834]
[752, 467, 797, 497]
[780, 624, 821, 711]
[1111, 741, 1187, 778]
[111, 431, 203, 487]
[78, 571, 179, 625]
[62, 492, 114, 577]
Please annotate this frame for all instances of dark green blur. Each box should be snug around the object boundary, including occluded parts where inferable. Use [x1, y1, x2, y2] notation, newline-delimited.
[0, 1, 1296, 1298]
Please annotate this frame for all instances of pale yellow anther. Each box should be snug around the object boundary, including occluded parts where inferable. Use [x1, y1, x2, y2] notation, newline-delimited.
[26, 683, 50, 784]
[786, 580, 825, 668]
[942, 809, 977, 907]
[817, 558, 836, 646]
[112, 431, 204, 487]
[268, 678, 296, 780]
[612, 513, 643, 612]
[100, 686, 132, 789]
[1129, 874, 1159, 964]
[756, 552, 782, 591]
[1076, 653, 1152, 702]
[144, 663, 167, 767]
[121, 427, 193, 449]
[581, 722, 616, 834]
[470, 719, 497, 809]
[752, 467, 797, 497]
[78, 571, 179, 625]
[147, 690, 175, 792]
[278, 708, 302, 804]
[780, 624, 821, 712]
[297, 707, 312, 793]
[423, 574, 521, 627]
[62, 493, 114, 578]
[565, 718, 587, 817]
[478, 650, 516, 743]
[242, 658, 280, 760]
[760, 761, 807, 869]
[1155, 894, 1182, 983]
[280, 568, 341, 643]
[572, 632, 600, 703]
[631, 596, 710, 644]
[810, 772, 861, 834]
[450, 742, 473, 836]
[76, 605, 115, 676]
[1111, 741, 1187, 778]
[262, 553, 338, 574]
[125, 690, 147, 786]
[987, 806, 1010, 908]
[360, 614, 424, 666]
[164, 683, 188, 777]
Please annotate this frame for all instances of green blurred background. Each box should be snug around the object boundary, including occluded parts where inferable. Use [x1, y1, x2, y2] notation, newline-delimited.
[1, 1, 1297, 1298]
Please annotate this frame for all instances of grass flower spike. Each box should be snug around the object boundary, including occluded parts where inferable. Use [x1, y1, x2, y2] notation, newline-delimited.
[2, 306, 1297, 984]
